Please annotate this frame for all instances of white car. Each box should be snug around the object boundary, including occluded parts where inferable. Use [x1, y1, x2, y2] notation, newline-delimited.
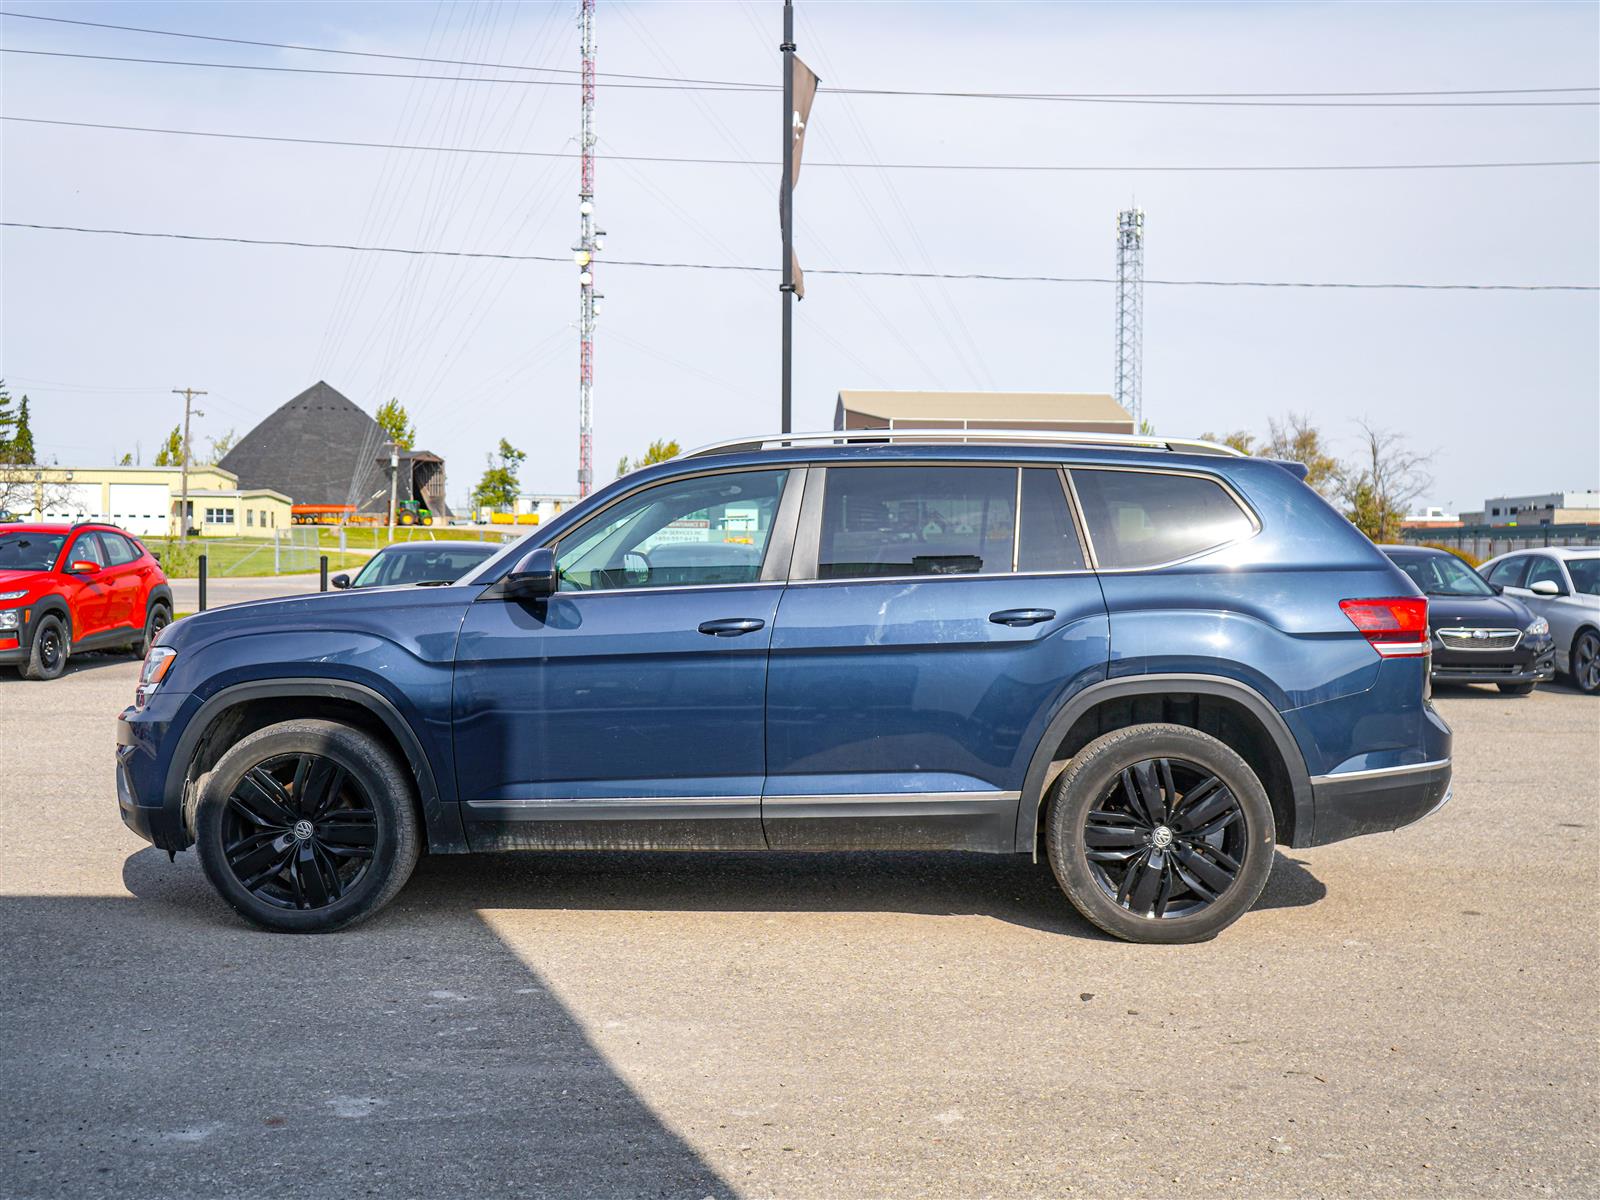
[1480, 547, 1600, 694]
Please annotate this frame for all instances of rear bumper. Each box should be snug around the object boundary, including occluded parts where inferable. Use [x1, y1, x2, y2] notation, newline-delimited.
[1307, 759, 1453, 847]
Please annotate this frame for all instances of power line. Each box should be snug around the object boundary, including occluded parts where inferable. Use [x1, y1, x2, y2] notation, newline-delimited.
[3, 45, 1597, 107]
[2, 9, 1594, 102]
[5, 220, 1594, 292]
[9, 115, 1597, 174]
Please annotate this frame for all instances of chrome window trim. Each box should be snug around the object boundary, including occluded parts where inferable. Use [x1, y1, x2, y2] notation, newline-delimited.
[1065, 464, 1263, 574]
[1011, 467, 1023, 573]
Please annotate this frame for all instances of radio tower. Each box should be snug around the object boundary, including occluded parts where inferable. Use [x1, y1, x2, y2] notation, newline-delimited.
[1114, 208, 1145, 430]
[574, 0, 600, 497]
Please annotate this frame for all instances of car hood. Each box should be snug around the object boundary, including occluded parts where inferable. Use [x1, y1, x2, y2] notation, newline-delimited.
[1426, 592, 1532, 630]
[0, 569, 52, 596]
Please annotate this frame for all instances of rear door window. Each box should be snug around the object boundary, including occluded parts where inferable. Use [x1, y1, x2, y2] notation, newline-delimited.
[817, 466, 1016, 579]
[1070, 469, 1255, 569]
[1485, 556, 1530, 589]
[101, 533, 139, 566]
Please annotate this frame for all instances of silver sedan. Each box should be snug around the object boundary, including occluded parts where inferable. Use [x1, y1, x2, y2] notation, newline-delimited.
[1480, 547, 1600, 693]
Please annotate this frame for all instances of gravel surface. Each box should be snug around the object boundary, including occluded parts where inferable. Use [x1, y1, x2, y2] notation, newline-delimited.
[1, 662, 1595, 1199]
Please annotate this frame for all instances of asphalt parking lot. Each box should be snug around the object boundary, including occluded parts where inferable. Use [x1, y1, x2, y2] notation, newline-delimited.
[1, 659, 1595, 1199]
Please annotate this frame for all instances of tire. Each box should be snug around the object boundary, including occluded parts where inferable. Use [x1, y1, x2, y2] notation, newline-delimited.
[21, 613, 69, 681]
[1572, 630, 1600, 695]
[193, 719, 420, 933]
[129, 602, 171, 659]
[1045, 723, 1276, 944]
[1497, 682, 1536, 696]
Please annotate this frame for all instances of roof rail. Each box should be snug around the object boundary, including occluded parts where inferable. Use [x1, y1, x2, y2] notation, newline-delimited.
[680, 428, 1246, 460]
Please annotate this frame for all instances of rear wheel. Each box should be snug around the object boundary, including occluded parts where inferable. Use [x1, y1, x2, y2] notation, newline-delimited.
[21, 614, 68, 681]
[1497, 681, 1536, 696]
[1572, 630, 1600, 695]
[194, 719, 420, 933]
[1045, 723, 1275, 944]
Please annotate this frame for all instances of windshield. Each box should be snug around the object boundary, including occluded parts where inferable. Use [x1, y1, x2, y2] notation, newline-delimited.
[1567, 558, 1600, 596]
[352, 543, 497, 588]
[0, 532, 65, 573]
[1392, 552, 1494, 597]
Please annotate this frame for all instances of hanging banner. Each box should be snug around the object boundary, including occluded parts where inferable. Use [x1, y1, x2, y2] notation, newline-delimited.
[790, 57, 819, 187]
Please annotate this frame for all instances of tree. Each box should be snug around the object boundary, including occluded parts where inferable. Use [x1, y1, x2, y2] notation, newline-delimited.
[117, 452, 135, 467]
[1337, 419, 1432, 543]
[376, 398, 415, 451]
[1199, 430, 1257, 455]
[205, 428, 236, 465]
[0, 381, 14, 452]
[153, 425, 184, 467]
[1264, 413, 1340, 497]
[616, 438, 681, 477]
[10, 394, 35, 465]
[471, 438, 526, 510]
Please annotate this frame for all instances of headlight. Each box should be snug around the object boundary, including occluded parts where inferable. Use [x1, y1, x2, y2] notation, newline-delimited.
[1526, 616, 1550, 637]
[0, 609, 18, 631]
[0, 590, 26, 601]
[135, 646, 177, 708]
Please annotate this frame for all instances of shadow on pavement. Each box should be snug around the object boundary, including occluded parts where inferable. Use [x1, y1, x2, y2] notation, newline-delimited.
[0, 848, 734, 1200]
[0, 650, 135, 683]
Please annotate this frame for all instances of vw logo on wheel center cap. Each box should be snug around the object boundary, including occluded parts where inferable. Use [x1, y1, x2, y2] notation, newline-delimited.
[292, 819, 315, 842]
[1151, 826, 1174, 849]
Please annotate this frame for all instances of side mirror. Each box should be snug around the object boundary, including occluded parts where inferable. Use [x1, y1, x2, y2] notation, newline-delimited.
[330, 573, 352, 590]
[67, 560, 99, 575]
[505, 547, 558, 600]
[1530, 579, 1562, 597]
[1487, 582, 1503, 594]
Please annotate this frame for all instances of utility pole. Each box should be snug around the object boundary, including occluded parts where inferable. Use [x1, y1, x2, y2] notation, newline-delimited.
[387, 442, 400, 542]
[574, 0, 602, 499]
[1114, 209, 1145, 431]
[172, 387, 206, 543]
[779, 0, 795, 434]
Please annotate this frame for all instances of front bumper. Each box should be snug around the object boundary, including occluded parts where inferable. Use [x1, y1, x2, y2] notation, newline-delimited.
[116, 689, 197, 853]
[1430, 634, 1556, 686]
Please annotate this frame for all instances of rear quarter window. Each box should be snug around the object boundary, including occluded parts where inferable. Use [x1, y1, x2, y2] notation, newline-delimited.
[1071, 468, 1256, 570]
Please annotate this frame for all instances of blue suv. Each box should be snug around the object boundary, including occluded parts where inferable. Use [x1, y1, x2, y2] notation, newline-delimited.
[116, 431, 1452, 943]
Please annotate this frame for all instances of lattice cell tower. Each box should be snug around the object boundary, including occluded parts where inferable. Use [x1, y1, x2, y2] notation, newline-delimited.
[1114, 208, 1145, 430]
[574, 0, 601, 498]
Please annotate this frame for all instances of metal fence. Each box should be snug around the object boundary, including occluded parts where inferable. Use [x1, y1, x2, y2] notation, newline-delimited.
[1402, 523, 1600, 559]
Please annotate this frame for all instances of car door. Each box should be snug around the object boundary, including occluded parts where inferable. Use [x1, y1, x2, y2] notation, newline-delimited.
[1526, 554, 1599, 670]
[60, 530, 112, 640]
[764, 463, 1110, 852]
[96, 531, 144, 631]
[452, 466, 802, 851]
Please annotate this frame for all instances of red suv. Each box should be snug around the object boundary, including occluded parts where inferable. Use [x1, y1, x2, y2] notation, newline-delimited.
[0, 523, 173, 681]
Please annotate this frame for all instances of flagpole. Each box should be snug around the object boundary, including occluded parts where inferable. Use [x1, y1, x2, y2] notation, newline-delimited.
[779, 0, 795, 435]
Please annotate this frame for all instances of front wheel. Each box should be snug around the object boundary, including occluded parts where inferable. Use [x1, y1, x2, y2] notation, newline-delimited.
[1572, 630, 1600, 695]
[21, 614, 68, 681]
[1045, 723, 1276, 944]
[194, 719, 420, 933]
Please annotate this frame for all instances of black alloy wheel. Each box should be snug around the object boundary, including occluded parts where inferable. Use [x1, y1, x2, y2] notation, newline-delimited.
[22, 614, 68, 681]
[1046, 722, 1276, 944]
[1083, 757, 1246, 920]
[220, 752, 378, 911]
[1574, 630, 1600, 695]
[195, 719, 419, 932]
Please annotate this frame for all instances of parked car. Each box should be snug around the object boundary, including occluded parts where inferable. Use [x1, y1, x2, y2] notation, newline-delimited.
[1479, 547, 1600, 693]
[1380, 545, 1555, 694]
[116, 430, 1451, 943]
[1, 523, 172, 681]
[330, 541, 498, 590]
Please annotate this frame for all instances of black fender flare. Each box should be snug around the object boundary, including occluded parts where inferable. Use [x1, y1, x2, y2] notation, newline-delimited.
[1013, 673, 1315, 853]
[25, 595, 72, 653]
[146, 583, 173, 617]
[161, 677, 466, 854]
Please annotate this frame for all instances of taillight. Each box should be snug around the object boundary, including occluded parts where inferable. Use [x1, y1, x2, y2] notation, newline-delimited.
[1339, 597, 1430, 658]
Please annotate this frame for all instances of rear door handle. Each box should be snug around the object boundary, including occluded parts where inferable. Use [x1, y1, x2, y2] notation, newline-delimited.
[698, 617, 766, 637]
[989, 608, 1056, 627]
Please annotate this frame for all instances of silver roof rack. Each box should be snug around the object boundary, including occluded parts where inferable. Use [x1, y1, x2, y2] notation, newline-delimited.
[680, 427, 1246, 460]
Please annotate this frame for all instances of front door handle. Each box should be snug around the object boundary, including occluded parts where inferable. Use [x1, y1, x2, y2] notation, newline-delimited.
[989, 608, 1055, 627]
[698, 617, 766, 637]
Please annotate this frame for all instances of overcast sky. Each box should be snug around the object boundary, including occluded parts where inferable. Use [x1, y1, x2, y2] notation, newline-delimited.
[2, 0, 1596, 512]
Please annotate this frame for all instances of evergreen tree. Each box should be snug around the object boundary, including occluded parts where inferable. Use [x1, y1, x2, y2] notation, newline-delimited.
[10, 395, 36, 465]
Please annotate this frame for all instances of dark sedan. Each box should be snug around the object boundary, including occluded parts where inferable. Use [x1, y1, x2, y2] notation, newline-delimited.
[1382, 545, 1556, 694]
[331, 540, 499, 590]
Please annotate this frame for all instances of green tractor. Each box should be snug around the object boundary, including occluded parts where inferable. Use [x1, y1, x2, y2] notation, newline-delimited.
[396, 500, 434, 527]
